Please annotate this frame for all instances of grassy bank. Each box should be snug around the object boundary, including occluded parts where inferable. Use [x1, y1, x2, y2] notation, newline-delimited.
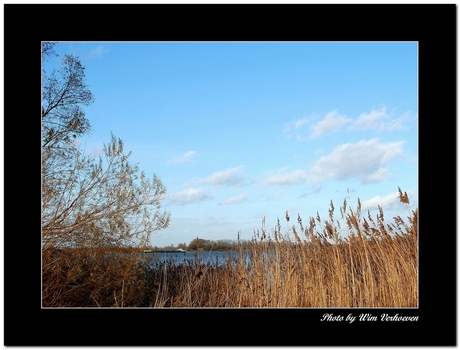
[42, 190, 417, 307]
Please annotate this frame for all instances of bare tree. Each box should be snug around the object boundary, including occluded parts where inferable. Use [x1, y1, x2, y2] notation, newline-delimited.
[42, 42, 170, 250]
[42, 43, 93, 159]
[42, 133, 170, 250]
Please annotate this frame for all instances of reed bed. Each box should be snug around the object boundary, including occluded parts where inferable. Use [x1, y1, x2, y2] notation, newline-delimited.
[42, 189, 418, 308]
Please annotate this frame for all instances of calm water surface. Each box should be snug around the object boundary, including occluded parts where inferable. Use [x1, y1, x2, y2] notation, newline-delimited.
[143, 251, 249, 267]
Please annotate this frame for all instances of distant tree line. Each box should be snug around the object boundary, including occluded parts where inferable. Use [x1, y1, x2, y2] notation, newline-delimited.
[153, 238, 252, 251]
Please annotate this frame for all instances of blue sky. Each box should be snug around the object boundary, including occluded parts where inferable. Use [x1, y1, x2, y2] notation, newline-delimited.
[45, 42, 418, 247]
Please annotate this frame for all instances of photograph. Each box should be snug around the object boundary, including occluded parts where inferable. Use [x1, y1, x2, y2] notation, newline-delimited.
[41, 40, 418, 309]
[3, 2, 456, 347]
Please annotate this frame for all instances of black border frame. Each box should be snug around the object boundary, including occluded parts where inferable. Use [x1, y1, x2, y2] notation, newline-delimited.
[4, 3, 456, 346]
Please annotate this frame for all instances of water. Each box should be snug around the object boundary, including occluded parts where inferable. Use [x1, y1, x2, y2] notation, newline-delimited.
[143, 250, 247, 267]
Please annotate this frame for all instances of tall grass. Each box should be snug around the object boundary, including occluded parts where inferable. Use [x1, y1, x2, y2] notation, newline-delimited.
[42, 188, 417, 308]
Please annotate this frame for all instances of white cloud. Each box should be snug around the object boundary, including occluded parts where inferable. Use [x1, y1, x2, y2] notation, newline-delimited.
[201, 166, 246, 187]
[284, 109, 351, 140]
[168, 150, 196, 164]
[349, 106, 405, 132]
[364, 167, 390, 184]
[361, 189, 417, 212]
[221, 193, 247, 205]
[311, 109, 351, 138]
[167, 187, 211, 205]
[361, 192, 400, 211]
[308, 138, 404, 184]
[265, 169, 308, 185]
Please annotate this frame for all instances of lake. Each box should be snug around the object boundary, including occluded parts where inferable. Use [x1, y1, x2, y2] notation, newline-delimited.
[142, 250, 248, 267]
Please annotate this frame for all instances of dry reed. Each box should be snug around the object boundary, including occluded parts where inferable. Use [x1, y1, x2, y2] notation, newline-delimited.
[42, 188, 417, 308]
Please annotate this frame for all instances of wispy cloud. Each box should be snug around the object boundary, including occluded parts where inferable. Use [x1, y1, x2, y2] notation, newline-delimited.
[308, 138, 404, 184]
[283, 116, 312, 140]
[311, 109, 351, 138]
[294, 118, 309, 129]
[88, 146, 103, 158]
[201, 166, 246, 187]
[168, 150, 196, 164]
[349, 106, 406, 132]
[264, 169, 308, 185]
[166, 187, 211, 205]
[284, 109, 350, 140]
[221, 192, 247, 205]
[285, 107, 409, 141]
[86, 45, 109, 60]
[299, 186, 322, 198]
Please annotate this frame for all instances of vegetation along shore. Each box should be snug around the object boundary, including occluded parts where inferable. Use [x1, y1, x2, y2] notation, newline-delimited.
[42, 189, 417, 307]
